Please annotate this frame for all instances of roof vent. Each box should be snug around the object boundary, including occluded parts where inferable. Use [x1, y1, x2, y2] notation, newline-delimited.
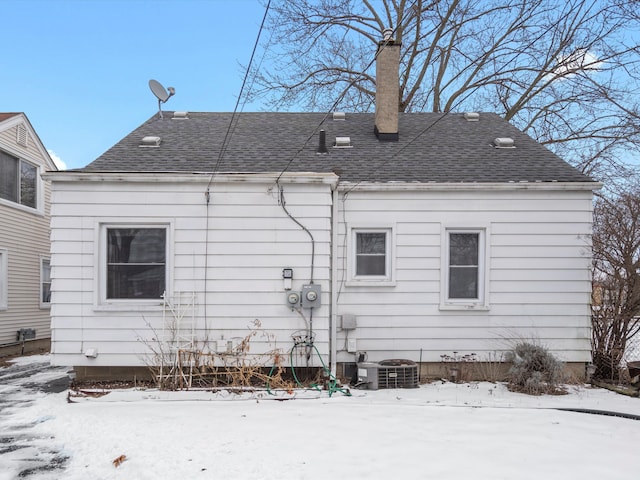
[16, 124, 28, 146]
[334, 136, 352, 148]
[333, 112, 346, 121]
[493, 137, 515, 148]
[172, 111, 189, 120]
[464, 112, 480, 121]
[140, 136, 161, 147]
[317, 130, 328, 154]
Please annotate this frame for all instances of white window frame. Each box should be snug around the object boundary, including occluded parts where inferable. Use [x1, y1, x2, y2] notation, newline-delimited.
[347, 226, 395, 286]
[95, 223, 172, 310]
[440, 226, 490, 310]
[0, 249, 7, 310]
[40, 256, 51, 309]
[0, 148, 43, 214]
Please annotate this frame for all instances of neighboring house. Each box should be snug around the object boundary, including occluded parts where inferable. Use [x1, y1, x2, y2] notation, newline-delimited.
[0, 112, 57, 355]
[45, 38, 600, 381]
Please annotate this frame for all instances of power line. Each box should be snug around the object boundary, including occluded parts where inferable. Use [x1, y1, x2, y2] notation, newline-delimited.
[202, 0, 271, 331]
[206, 0, 272, 194]
[273, 1, 420, 184]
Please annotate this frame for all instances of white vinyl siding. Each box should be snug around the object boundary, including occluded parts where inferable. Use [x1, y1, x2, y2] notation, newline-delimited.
[335, 188, 594, 364]
[48, 176, 334, 367]
[0, 115, 54, 345]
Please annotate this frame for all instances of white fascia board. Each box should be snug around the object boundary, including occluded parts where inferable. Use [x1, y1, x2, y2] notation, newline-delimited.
[42, 171, 340, 186]
[338, 181, 602, 193]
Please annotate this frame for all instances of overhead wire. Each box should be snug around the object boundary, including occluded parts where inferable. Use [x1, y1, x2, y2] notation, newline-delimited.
[340, 3, 573, 196]
[272, 0, 420, 184]
[202, 0, 271, 331]
[270, 1, 419, 373]
[206, 0, 272, 194]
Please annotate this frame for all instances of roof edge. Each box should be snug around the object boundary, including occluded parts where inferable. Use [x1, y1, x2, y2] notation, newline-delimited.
[337, 181, 602, 192]
[42, 171, 340, 186]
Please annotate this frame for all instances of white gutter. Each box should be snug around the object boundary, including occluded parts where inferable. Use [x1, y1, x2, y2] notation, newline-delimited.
[338, 181, 602, 192]
[42, 171, 340, 186]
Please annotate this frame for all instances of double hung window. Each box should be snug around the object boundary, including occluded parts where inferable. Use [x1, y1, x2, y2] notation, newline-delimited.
[41, 257, 51, 307]
[0, 249, 7, 310]
[0, 150, 37, 209]
[349, 228, 394, 283]
[105, 227, 167, 300]
[443, 228, 488, 308]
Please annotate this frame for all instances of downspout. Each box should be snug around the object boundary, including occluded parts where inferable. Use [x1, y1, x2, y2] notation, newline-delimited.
[330, 184, 340, 377]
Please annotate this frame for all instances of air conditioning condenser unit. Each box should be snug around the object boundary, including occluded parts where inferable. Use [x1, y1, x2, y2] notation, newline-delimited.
[357, 359, 419, 390]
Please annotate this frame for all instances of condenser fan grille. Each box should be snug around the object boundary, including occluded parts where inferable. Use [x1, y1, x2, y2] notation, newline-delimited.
[377, 363, 419, 389]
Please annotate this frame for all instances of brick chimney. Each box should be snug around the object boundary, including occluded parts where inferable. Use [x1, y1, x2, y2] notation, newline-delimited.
[374, 28, 400, 141]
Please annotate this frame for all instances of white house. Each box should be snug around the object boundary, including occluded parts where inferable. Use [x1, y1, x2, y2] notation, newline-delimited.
[0, 112, 57, 355]
[45, 38, 599, 382]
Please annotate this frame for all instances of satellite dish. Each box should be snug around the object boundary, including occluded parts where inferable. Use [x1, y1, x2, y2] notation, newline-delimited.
[148, 79, 175, 119]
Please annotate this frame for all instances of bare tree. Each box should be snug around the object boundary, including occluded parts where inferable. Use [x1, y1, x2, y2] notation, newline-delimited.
[591, 189, 640, 381]
[252, 0, 640, 184]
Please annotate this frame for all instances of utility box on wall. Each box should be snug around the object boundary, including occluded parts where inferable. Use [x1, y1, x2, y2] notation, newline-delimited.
[341, 314, 357, 330]
[301, 284, 321, 309]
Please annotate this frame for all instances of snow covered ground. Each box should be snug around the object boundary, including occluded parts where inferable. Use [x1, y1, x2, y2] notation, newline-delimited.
[2, 354, 639, 479]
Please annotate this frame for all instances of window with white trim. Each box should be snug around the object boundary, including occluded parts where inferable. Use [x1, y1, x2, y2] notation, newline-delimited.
[41, 257, 51, 308]
[0, 249, 7, 310]
[0, 149, 37, 209]
[349, 228, 393, 282]
[104, 227, 167, 300]
[443, 228, 488, 307]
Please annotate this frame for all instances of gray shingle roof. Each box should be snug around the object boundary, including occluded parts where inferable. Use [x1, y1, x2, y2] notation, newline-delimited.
[81, 111, 593, 183]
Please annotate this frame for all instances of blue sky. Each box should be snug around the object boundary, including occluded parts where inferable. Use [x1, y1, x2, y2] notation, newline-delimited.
[1, 0, 269, 170]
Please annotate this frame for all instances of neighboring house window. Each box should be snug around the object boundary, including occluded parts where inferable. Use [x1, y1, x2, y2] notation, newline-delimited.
[41, 257, 51, 307]
[349, 227, 394, 283]
[0, 249, 7, 310]
[442, 228, 489, 308]
[0, 149, 37, 209]
[106, 227, 167, 300]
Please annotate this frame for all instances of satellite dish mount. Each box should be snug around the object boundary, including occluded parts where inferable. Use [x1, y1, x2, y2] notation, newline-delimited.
[149, 79, 175, 119]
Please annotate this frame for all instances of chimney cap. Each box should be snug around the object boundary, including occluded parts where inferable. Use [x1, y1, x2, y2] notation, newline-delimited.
[382, 28, 394, 41]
